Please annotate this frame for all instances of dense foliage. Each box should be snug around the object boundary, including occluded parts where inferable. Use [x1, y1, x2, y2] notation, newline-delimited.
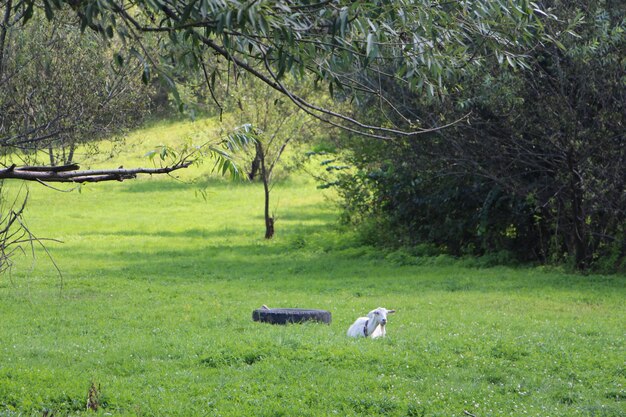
[331, 1, 625, 271]
[9, 0, 554, 139]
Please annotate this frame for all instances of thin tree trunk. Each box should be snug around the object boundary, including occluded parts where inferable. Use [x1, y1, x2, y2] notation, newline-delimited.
[0, 0, 12, 79]
[248, 145, 261, 181]
[567, 151, 588, 269]
[257, 142, 274, 239]
[571, 191, 587, 269]
[67, 142, 76, 165]
[263, 176, 274, 239]
[48, 145, 56, 166]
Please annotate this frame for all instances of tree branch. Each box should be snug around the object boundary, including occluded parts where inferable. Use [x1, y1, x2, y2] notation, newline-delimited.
[0, 162, 192, 183]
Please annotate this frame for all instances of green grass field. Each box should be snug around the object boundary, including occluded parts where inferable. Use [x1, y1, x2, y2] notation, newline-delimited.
[1, 119, 624, 417]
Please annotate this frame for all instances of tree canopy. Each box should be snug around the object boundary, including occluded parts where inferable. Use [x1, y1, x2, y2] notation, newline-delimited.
[8, 0, 559, 140]
[327, 0, 625, 271]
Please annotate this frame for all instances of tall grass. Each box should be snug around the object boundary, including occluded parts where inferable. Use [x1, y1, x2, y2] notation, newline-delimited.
[0, 119, 624, 417]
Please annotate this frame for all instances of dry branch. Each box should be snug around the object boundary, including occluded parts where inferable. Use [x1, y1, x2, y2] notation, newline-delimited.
[0, 162, 192, 183]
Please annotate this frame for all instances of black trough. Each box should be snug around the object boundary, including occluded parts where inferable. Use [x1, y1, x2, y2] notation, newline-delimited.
[252, 307, 332, 325]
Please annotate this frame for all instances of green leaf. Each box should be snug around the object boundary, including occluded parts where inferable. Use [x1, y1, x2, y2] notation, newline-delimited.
[225, 10, 233, 30]
[427, 83, 434, 96]
[339, 8, 348, 37]
[200, 0, 209, 19]
[276, 48, 287, 79]
[237, 7, 245, 25]
[505, 55, 516, 68]
[366, 32, 377, 58]
[181, 0, 197, 22]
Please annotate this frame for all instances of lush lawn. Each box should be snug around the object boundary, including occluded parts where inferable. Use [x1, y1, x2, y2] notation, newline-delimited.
[1, 120, 624, 416]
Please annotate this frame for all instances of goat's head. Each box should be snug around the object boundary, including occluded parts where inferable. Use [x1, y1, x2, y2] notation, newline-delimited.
[367, 307, 396, 327]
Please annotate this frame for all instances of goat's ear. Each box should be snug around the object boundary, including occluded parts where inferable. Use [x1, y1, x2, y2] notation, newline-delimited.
[388, 309, 396, 314]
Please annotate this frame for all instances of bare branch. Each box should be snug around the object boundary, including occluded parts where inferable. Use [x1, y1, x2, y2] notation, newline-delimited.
[0, 162, 192, 183]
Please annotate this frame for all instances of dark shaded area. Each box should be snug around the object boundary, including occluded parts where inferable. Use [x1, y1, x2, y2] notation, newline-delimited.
[330, 1, 625, 272]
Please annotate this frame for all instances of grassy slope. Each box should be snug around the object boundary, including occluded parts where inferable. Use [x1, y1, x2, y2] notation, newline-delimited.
[0, 118, 624, 417]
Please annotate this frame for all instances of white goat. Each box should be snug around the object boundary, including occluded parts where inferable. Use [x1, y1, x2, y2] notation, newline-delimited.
[347, 307, 396, 338]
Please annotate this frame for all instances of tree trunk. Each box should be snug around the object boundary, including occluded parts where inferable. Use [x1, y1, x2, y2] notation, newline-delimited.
[263, 172, 275, 239]
[264, 213, 275, 239]
[257, 142, 275, 239]
[567, 152, 588, 269]
[0, 0, 12, 79]
[571, 192, 587, 269]
[66, 142, 76, 165]
[248, 146, 261, 181]
[48, 145, 56, 166]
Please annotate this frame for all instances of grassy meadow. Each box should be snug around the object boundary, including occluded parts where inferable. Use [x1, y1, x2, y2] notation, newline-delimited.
[0, 118, 625, 416]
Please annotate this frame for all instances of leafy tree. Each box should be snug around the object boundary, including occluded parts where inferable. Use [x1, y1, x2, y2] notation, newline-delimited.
[226, 79, 321, 238]
[10, 0, 554, 139]
[448, 1, 626, 269]
[3, 0, 561, 183]
[0, 10, 150, 166]
[0, 3, 198, 183]
[330, 1, 626, 271]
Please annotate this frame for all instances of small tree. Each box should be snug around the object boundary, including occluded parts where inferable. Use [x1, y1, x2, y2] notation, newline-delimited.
[0, 10, 151, 165]
[227, 80, 318, 239]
